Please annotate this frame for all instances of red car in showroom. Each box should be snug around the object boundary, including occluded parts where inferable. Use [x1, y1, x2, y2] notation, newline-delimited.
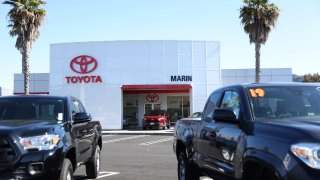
[142, 110, 170, 130]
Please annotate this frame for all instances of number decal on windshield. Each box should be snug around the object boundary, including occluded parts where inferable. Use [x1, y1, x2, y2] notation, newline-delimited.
[249, 88, 265, 98]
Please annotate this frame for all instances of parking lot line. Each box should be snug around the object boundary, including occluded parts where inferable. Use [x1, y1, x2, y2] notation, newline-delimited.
[103, 135, 150, 144]
[139, 137, 173, 146]
[97, 171, 120, 178]
[102, 135, 114, 137]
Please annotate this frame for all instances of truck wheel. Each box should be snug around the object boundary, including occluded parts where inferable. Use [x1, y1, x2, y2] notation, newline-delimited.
[178, 151, 199, 180]
[86, 145, 101, 179]
[59, 158, 73, 180]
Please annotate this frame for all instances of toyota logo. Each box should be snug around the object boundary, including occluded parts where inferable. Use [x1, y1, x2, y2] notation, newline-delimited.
[70, 55, 98, 74]
[146, 94, 159, 102]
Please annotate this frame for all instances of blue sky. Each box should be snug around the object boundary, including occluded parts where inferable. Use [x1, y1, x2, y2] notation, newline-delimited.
[0, 0, 320, 90]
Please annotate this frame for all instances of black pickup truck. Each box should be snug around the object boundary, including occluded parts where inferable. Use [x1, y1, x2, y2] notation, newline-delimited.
[0, 95, 102, 180]
[173, 83, 320, 180]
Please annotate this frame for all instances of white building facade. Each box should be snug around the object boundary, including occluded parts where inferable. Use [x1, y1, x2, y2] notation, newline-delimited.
[49, 40, 221, 129]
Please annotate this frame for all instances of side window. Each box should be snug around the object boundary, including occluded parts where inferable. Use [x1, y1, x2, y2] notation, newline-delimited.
[220, 91, 241, 119]
[70, 100, 80, 115]
[76, 100, 85, 113]
[203, 91, 221, 122]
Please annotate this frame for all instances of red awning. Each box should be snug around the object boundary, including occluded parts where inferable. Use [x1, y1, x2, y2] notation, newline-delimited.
[122, 84, 191, 94]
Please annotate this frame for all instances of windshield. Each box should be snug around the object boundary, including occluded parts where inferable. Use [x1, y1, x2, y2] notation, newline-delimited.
[0, 98, 65, 121]
[248, 86, 320, 121]
[189, 112, 202, 118]
[145, 110, 167, 116]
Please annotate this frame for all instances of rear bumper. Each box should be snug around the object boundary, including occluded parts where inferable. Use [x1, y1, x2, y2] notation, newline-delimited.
[143, 120, 163, 129]
[143, 124, 164, 129]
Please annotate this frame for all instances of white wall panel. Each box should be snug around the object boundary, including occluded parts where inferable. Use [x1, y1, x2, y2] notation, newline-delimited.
[192, 70, 206, 84]
[206, 55, 220, 70]
[221, 77, 236, 86]
[149, 41, 163, 55]
[14, 73, 49, 94]
[133, 41, 149, 55]
[206, 70, 221, 85]
[107, 56, 122, 71]
[34, 73, 49, 81]
[260, 76, 272, 82]
[163, 55, 178, 70]
[236, 69, 255, 77]
[14, 81, 24, 93]
[163, 41, 178, 55]
[192, 41, 206, 55]
[192, 55, 206, 70]
[193, 84, 207, 99]
[271, 76, 293, 82]
[179, 55, 192, 70]
[179, 41, 192, 55]
[206, 41, 220, 57]
[34, 81, 49, 92]
[272, 68, 292, 76]
[221, 68, 292, 86]
[14, 74, 24, 81]
[261, 69, 272, 76]
[221, 69, 237, 77]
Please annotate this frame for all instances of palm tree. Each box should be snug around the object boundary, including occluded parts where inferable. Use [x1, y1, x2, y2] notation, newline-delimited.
[3, 0, 46, 95]
[240, 0, 279, 83]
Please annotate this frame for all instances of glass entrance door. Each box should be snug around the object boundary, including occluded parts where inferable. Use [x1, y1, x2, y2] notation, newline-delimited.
[167, 96, 190, 122]
[144, 103, 161, 114]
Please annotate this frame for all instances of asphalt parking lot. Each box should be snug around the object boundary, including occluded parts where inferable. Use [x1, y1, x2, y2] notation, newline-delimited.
[74, 134, 177, 180]
[74, 134, 212, 180]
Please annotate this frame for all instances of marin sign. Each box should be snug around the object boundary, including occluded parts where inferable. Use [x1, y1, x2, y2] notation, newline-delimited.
[170, 75, 192, 82]
[65, 55, 103, 84]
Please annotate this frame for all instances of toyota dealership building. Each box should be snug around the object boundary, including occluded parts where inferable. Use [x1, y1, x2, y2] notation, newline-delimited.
[13, 40, 292, 129]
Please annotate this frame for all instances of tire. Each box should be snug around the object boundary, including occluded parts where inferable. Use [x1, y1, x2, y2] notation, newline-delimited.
[243, 163, 279, 180]
[178, 151, 200, 180]
[59, 158, 73, 180]
[86, 145, 101, 179]
[162, 122, 166, 130]
[167, 123, 170, 129]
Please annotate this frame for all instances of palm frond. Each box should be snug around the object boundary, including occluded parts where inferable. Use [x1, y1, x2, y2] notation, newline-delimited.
[4, 0, 46, 52]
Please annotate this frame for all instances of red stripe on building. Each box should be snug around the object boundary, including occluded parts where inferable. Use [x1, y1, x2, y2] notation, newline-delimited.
[122, 84, 191, 94]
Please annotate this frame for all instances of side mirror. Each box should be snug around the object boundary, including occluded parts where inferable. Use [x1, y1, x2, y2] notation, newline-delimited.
[73, 112, 91, 123]
[213, 108, 238, 124]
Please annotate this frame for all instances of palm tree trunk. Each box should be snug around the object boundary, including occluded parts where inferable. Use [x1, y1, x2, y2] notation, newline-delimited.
[22, 45, 30, 95]
[255, 42, 261, 83]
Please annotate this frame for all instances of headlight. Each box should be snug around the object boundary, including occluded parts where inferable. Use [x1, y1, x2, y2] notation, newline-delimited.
[20, 134, 60, 150]
[291, 143, 320, 169]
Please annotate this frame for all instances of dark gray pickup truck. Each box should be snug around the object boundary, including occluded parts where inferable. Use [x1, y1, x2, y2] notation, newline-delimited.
[0, 95, 102, 180]
[173, 83, 320, 180]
